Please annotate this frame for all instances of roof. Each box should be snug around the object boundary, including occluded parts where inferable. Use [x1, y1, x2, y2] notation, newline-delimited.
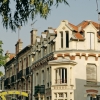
[69, 23, 78, 31]
[77, 20, 100, 30]
[9, 53, 15, 60]
[74, 32, 84, 40]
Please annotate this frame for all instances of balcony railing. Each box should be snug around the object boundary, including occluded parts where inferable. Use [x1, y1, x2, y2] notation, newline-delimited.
[55, 79, 67, 84]
[34, 85, 45, 96]
[4, 77, 11, 87]
[26, 67, 31, 76]
[6, 77, 11, 85]
[11, 75, 16, 83]
[17, 70, 22, 80]
[17, 69, 26, 80]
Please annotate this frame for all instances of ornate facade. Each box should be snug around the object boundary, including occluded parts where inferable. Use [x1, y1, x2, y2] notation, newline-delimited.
[32, 20, 100, 100]
[4, 19, 100, 100]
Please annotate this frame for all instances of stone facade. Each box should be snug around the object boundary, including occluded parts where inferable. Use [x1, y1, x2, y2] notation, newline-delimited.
[4, 19, 100, 100]
[32, 20, 100, 100]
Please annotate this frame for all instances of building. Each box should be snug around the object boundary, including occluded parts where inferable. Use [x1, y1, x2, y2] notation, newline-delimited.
[32, 20, 100, 100]
[3, 19, 100, 100]
[4, 35, 35, 99]
[0, 75, 5, 91]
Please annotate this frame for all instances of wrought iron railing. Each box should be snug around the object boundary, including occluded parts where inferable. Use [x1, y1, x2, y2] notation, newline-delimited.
[55, 79, 67, 84]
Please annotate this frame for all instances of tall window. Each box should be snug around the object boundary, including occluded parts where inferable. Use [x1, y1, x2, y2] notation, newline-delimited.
[87, 32, 94, 50]
[60, 32, 63, 48]
[86, 64, 97, 85]
[36, 73, 38, 85]
[66, 31, 69, 48]
[41, 70, 44, 85]
[55, 68, 67, 84]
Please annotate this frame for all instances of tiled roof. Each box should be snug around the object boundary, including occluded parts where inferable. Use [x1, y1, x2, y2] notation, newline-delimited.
[9, 53, 15, 60]
[74, 32, 84, 39]
[69, 23, 78, 31]
[77, 20, 100, 30]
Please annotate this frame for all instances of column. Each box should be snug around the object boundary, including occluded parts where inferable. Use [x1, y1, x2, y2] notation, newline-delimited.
[67, 66, 70, 85]
[67, 92, 70, 100]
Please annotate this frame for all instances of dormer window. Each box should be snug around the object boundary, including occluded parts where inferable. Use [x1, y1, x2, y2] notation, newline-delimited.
[60, 31, 63, 48]
[66, 31, 69, 48]
[87, 32, 94, 50]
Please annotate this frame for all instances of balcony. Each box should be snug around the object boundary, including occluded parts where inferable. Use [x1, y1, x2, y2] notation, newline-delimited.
[26, 67, 31, 76]
[17, 69, 26, 81]
[55, 79, 67, 84]
[11, 75, 16, 84]
[25, 97, 29, 100]
[6, 77, 11, 85]
[17, 70, 22, 80]
[34, 85, 45, 96]
[4, 77, 11, 88]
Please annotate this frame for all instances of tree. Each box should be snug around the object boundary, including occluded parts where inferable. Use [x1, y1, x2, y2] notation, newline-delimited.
[0, 40, 7, 76]
[0, 0, 69, 31]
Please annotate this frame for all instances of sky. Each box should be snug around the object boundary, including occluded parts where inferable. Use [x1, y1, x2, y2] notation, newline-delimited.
[0, 0, 100, 73]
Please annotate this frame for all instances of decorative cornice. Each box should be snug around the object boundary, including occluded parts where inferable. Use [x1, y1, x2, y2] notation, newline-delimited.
[32, 52, 54, 71]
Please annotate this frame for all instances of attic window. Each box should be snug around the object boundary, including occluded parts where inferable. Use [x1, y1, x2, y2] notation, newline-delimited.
[66, 31, 69, 48]
[60, 31, 63, 48]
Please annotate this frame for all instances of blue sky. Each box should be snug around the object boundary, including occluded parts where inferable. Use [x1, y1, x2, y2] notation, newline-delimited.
[0, 0, 100, 73]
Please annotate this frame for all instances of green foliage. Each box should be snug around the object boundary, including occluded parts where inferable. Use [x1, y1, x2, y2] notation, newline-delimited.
[0, 41, 8, 77]
[0, 0, 69, 31]
[0, 55, 8, 66]
[0, 71, 3, 76]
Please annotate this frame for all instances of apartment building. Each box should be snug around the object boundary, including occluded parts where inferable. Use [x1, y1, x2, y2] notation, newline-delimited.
[4, 19, 100, 100]
[32, 20, 100, 100]
[0, 75, 5, 91]
[4, 35, 35, 100]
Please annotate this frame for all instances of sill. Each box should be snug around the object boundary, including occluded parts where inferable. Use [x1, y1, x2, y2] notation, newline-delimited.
[84, 85, 100, 87]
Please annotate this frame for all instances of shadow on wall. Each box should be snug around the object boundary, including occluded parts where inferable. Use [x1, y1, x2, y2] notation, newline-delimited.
[74, 78, 100, 100]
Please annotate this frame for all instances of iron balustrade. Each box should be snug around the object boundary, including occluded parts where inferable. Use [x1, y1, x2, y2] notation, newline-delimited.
[11, 75, 16, 83]
[55, 79, 67, 84]
[34, 85, 45, 96]
[17, 70, 22, 80]
[17, 69, 26, 80]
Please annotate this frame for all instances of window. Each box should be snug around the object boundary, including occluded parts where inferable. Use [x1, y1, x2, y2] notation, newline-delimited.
[41, 70, 44, 85]
[55, 68, 67, 84]
[47, 97, 49, 100]
[87, 94, 98, 100]
[87, 32, 94, 50]
[54, 93, 57, 98]
[86, 64, 97, 85]
[51, 42, 55, 52]
[66, 31, 69, 48]
[59, 93, 63, 97]
[36, 73, 38, 85]
[60, 32, 63, 48]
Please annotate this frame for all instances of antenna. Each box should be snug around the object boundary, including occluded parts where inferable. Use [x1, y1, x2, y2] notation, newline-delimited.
[96, 0, 100, 35]
[18, 25, 21, 40]
[31, 20, 37, 30]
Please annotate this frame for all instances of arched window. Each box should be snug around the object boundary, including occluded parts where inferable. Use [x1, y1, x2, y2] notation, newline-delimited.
[86, 64, 97, 85]
[55, 68, 67, 84]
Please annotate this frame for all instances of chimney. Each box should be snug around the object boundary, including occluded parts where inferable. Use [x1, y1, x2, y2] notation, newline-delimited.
[30, 29, 37, 45]
[15, 39, 23, 55]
